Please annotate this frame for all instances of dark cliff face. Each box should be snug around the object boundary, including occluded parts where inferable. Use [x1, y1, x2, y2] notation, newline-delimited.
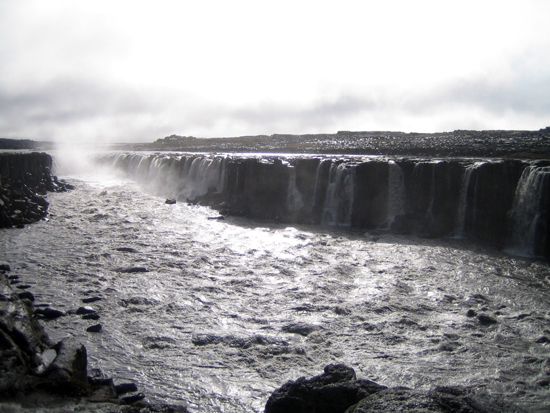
[96, 153, 550, 259]
[0, 152, 71, 228]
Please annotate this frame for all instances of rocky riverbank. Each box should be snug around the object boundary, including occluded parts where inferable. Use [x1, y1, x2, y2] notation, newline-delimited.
[0, 152, 74, 229]
[0, 264, 188, 412]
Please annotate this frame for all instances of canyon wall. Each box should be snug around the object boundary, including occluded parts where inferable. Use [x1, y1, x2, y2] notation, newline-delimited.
[0, 152, 71, 228]
[96, 153, 550, 258]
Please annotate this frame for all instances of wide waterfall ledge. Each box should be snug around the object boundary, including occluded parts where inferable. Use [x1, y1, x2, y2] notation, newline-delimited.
[93, 153, 550, 259]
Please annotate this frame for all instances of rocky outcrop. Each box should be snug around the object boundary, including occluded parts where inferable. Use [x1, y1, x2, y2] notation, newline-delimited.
[265, 365, 517, 413]
[265, 364, 386, 413]
[0, 265, 188, 411]
[0, 265, 87, 399]
[0, 152, 74, 228]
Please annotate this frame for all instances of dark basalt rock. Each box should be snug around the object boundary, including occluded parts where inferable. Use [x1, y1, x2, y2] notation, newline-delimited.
[266, 365, 515, 413]
[115, 382, 138, 395]
[82, 296, 102, 303]
[116, 247, 139, 253]
[82, 313, 100, 320]
[466, 309, 477, 317]
[265, 364, 386, 413]
[165, 198, 176, 204]
[0, 153, 74, 229]
[116, 266, 149, 273]
[477, 314, 498, 325]
[76, 306, 96, 315]
[86, 324, 102, 333]
[122, 392, 145, 404]
[345, 387, 487, 413]
[18, 291, 35, 301]
[34, 307, 66, 320]
[0, 268, 184, 410]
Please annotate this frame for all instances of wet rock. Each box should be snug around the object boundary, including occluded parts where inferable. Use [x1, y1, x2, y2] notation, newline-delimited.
[535, 336, 550, 343]
[86, 324, 102, 333]
[82, 296, 102, 303]
[0, 263, 11, 272]
[265, 364, 386, 413]
[466, 309, 477, 317]
[34, 307, 66, 320]
[282, 322, 322, 336]
[37, 341, 89, 394]
[122, 392, 146, 404]
[15, 284, 32, 289]
[17, 291, 35, 301]
[165, 198, 176, 204]
[477, 314, 498, 325]
[76, 306, 96, 315]
[116, 247, 139, 253]
[345, 387, 486, 412]
[117, 266, 149, 273]
[115, 382, 138, 395]
[82, 313, 100, 320]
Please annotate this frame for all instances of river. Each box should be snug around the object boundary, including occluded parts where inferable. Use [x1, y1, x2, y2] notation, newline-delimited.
[1, 165, 549, 412]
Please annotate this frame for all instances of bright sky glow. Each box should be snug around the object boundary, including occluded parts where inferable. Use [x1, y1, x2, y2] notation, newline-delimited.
[1, 0, 549, 143]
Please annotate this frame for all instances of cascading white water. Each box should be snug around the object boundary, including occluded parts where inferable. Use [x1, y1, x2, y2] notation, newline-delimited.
[286, 165, 304, 212]
[101, 153, 228, 202]
[508, 164, 550, 257]
[410, 161, 439, 222]
[385, 160, 406, 227]
[322, 162, 355, 226]
[453, 162, 485, 238]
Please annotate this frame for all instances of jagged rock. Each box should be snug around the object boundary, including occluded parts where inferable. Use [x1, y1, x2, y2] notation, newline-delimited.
[466, 309, 477, 317]
[18, 291, 35, 301]
[477, 314, 498, 325]
[82, 296, 102, 303]
[76, 306, 96, 315]
[115, 382, 138, 395]
[0, 153, 74, 229]
[265, 364, 386, 413]
[122, 392, 146, 404]
[34, 307, 66, 320]
[86, 324, 102, 333]
[345, 387, 486, 412]
[165, 198, 177, 204]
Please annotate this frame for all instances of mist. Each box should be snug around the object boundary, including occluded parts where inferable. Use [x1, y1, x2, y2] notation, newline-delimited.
[1, 0, 549, 144]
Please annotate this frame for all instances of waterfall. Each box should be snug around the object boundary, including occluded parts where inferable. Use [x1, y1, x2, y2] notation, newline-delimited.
[386, 161, 405, 227]
[508, 164, 550, 257]
[322, 162, 355, 226]
[453, 162, 485, 238]
[286, 165, 304, 212]
[175, 156, 227, 201]
[411, 161, 440, 222]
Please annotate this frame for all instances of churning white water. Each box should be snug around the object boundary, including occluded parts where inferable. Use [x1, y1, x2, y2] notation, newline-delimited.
[1, 165, 550, 412]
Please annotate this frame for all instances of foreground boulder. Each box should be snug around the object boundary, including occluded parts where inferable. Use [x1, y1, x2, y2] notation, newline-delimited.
[266, 365, 517, 413]
[264, 364, 386, 413]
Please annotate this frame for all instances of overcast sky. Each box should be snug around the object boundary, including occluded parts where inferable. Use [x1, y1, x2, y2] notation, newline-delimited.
[1, 0, 549, 143]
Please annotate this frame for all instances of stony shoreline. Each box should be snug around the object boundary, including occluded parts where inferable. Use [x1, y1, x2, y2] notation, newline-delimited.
[0, 263, 189, 412]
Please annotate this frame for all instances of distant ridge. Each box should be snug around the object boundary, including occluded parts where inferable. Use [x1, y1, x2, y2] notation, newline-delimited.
[145, 128, 550, 159]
